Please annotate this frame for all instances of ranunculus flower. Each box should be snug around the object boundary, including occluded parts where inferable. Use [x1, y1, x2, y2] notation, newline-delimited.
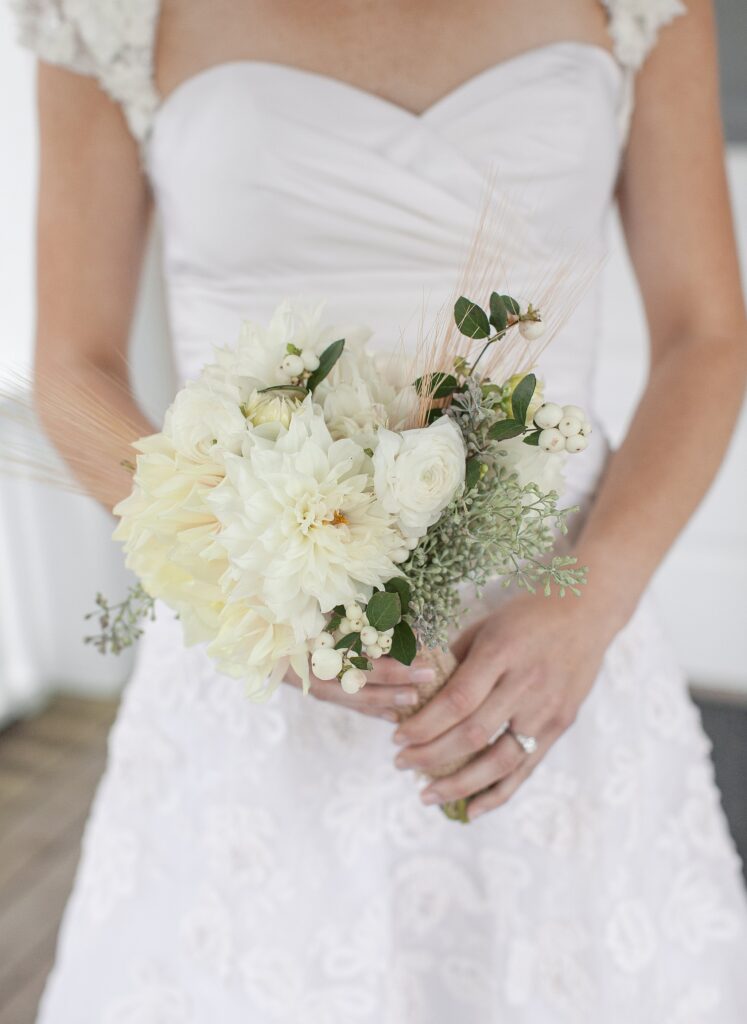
[163, 381, 247, 462]
[372, 416, 466, 540]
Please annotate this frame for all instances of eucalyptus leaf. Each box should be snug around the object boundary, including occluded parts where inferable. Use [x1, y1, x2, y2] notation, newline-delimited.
[454, 297, 490, 339]
[306, 338, 345, 391]
[501, 294, 521, 316]
[489, 292, 507, 333]
[465, 458, 482, 490]
[384, 577, 411, 615]
[511, 373, 537, 426]
[365, 591, 401, 631]
[488, 419, 525, 442]
[389, 620, 417, 665]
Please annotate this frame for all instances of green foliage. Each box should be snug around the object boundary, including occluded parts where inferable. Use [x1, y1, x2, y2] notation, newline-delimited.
[335, 632, 363, 654]
[414, 372, 459, 399]
[365, 591, 401, 631]
[384, 577, 411, 615]
[510, 373, 536, 426]
[454, 297, 490, 339]
[488, 292, 507, 333]
[487, 419, 525, 442]
[307, 338, 345, 391]
[84, 584, 156, 655]
[389, 620, 417, 665]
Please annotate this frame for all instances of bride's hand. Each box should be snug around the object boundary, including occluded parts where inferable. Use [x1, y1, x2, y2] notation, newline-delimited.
[390, 592, 618, 819]
[283, 657, 435, 721]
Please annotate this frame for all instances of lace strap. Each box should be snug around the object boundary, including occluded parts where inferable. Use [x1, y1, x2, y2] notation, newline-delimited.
[602, 0, 687, 71]
[10, 0, 161, 145]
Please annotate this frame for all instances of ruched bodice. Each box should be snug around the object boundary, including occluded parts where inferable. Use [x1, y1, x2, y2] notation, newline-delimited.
[146, 43, 625, 507]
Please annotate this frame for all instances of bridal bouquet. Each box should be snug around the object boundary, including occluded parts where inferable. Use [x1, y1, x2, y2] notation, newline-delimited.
[91, 293, 589, 758]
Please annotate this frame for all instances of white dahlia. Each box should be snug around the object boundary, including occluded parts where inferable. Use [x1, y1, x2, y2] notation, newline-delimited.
[206, 399, 403, 638]
[112, 433, 227, 644]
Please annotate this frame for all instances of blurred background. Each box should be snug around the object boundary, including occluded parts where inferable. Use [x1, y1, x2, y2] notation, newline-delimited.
[0, 3, 746, 1021]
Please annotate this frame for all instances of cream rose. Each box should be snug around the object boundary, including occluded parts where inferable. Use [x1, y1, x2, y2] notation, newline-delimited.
[372, 416, 466, 540]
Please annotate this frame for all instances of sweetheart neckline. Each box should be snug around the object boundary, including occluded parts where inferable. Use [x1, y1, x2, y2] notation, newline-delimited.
[148, 40, 624, 147]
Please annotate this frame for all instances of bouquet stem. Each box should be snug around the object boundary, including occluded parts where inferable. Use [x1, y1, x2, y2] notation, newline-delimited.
[396, 646, 472, 823]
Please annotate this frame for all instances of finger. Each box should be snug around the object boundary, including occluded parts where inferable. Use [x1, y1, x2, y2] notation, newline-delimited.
[393, 645, 508, 748]
[467, 756, 539, 820]
[366, 655, 436, 689]
[419, 730, 528, 804]
[393, 681, 522, 774]
[449, 616, 485, 662]
[309, 677, 420, 715]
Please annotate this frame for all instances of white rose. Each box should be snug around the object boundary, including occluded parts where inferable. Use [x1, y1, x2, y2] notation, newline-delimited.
[497, 434, 566, 494]
[372, 416, 466, 539]
[163, 381, 247, 462]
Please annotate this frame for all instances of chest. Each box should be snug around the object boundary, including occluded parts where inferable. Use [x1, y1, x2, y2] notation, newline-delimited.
[154, 0, 612, 116]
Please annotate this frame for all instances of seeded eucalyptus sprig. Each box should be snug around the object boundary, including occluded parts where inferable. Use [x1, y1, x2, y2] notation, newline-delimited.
[84, 583, 155, 655]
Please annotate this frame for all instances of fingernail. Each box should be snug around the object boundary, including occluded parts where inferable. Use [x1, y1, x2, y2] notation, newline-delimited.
[392, 731, 410, 745]
[410, 668, 436, 684]
[394, 690, 419, 707]
[421, 790, 441, 805]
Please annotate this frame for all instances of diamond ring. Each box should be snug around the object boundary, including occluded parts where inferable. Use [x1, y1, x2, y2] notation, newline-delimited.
[507, 728, 538, 755]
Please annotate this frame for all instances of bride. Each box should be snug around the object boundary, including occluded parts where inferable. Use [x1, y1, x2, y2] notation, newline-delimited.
[13, 0, 747, 1020]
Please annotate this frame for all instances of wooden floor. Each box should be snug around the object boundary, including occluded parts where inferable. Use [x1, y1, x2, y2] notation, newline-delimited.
[0, 696, 118, 1024]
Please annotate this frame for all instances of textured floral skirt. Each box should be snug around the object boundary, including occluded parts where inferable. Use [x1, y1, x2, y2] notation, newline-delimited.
[37, 589, 747, 1024]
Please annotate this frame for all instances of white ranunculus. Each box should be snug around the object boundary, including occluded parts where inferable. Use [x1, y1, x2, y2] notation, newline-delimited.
[242, 388, 303, 433]
[372, 416, 466, 540]
[163, 381, 247, 462]
[496, 434, 566, 494]
[206, 400, 404, 637]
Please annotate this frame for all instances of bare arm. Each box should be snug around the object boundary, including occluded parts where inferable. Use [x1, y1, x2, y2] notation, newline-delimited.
[391, 0, 747, 817]
[34, 62, 155, 511]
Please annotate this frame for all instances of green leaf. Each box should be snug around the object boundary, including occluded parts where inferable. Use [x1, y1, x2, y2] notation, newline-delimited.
[325, 613, 342, 633]
[501, 294, 521, 317]
[365, 591, 401, 631]
[489, 292, 507, 333]
[454, 297, 490, 339]
[426, 407, 444, 425]
[384, 576, 411, 615]
[465, 458, 482, 490]
[414, 372, 458, 399]
[511, 373, 537, 426]
[333, 604, 346, 616]
[389, 621, 417, 665]
[335, 632, 363, 654]
[306, 338, 345, 391]
[350, 656, 372, 671]
[488, 419, 525, 442]
[523, 430, 541, 446]
[256, 384, 308, 398]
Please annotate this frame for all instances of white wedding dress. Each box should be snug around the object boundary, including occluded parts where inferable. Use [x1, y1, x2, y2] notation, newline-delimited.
[13, 2, 747, 1021]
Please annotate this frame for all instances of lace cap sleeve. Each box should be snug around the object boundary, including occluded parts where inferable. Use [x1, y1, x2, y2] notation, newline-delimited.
[602, 0, 687, 70]
[10, 0, 161, 145]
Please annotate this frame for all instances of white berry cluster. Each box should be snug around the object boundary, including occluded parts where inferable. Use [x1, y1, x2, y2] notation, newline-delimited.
[278, 343, 321, 384]
[309, 602, 394, 693]
[533, 403, 591, 454]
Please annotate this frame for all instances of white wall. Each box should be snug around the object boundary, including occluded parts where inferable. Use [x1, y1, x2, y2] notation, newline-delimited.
[1, 23, 745, 720]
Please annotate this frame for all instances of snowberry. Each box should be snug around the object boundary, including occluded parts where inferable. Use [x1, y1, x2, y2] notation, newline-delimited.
[378, 635, 393, 653]
[311, 647, 343, 680]
[345, 603, 363, 622]
[534, 403, 563, 430]
[301, 350, 320, 372]
[280, 354, 304, 377]
[360, 625, 378, 646]
[313, 633, 335, 649]
[565, 434, 588, 454]
[562, 404, 585, 421]
[338, 616, 360, 634]
[365, 643, 383, 659]
[538, 427, 565, 453]
[519, 319, 546, 341]
[558, 415, 582, 438]
[341, 667, 367, 694]
[579, 421, 593, 437]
